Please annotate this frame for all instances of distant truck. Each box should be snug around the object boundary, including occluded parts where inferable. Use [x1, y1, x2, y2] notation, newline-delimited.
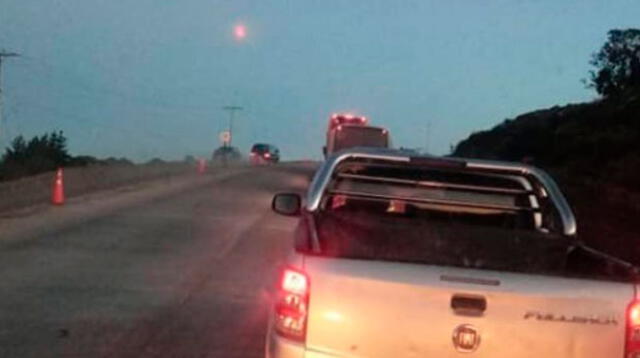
[323, 114, 389, 157]
[325, 124, 390, 157]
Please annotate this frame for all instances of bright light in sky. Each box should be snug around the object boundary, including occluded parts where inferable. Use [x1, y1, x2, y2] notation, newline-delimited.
[234, 24, 247, 40]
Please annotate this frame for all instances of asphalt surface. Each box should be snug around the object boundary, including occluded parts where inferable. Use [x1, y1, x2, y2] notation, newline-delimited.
[0, 164, 315, 358]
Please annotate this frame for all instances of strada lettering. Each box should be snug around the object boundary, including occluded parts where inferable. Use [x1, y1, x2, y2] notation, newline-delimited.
[524, 311, 618, 326]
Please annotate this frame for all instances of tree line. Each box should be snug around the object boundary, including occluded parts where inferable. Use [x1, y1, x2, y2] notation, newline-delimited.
[0, 131, 72, 181]
[453, 28, 640, 188]
[0, 131, 139, 182]
[588, 29, 640, 97]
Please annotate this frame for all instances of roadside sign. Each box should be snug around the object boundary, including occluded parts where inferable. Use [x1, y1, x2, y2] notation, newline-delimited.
[219, 131, 231, 144]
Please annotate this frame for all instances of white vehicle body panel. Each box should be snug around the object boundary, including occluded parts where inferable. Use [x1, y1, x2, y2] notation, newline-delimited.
[303, 257, 630, 357]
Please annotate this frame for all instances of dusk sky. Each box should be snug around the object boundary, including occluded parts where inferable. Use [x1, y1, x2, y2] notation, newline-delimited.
[1, 0, 639, 161]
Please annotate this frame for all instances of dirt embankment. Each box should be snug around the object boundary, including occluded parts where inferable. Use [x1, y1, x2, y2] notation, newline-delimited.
[453, 91, 640, 263]
[0, 162, 205, 213]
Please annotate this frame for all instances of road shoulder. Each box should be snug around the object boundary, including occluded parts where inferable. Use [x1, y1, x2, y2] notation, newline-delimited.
[0, 168, 249, 243]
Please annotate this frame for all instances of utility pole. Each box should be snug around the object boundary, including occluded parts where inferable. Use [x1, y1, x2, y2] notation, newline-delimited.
[222, 105, 242, 146]
[0, 50, 20, 144]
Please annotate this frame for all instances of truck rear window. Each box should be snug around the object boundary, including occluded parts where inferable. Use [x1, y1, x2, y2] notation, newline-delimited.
[316, 209, 570, 274]
[314, 207, 638, 281]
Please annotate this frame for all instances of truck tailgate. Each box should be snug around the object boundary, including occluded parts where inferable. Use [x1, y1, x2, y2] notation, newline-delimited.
[303, 256, 632, 358]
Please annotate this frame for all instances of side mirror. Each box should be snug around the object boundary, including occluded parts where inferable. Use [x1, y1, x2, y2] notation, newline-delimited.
[272, 193, 302, 216]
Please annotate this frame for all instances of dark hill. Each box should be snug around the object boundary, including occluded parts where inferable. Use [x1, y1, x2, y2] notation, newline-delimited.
[453, 90, 640, 263]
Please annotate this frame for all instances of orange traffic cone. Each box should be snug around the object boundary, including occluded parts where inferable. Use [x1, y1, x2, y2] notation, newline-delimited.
[197, 158, 206, 174]
[52, 168, 65, 205]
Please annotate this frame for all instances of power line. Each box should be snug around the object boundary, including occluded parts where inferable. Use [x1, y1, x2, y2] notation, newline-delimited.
[13, 55, 225, 115]
[0, 50, 20, 145]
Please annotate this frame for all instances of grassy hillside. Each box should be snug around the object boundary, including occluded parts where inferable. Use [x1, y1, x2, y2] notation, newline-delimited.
[453, 90, 640, 263]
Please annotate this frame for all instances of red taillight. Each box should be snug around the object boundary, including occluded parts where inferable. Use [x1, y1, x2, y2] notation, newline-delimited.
[274, 267, 309, 341]
[626, 300, 640, 358]
[264, 152, 271, 158]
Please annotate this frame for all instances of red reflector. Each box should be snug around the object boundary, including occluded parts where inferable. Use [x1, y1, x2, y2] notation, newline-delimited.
[331, 194, 347, 210]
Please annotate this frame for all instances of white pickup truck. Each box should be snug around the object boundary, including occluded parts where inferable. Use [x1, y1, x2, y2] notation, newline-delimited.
[266, 148, 640, 358]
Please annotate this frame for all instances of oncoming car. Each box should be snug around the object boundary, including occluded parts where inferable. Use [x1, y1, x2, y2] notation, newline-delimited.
[251, 143, 280, 165]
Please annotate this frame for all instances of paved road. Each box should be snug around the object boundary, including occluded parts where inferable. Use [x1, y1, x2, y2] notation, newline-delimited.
[0, 164, 316, 358]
